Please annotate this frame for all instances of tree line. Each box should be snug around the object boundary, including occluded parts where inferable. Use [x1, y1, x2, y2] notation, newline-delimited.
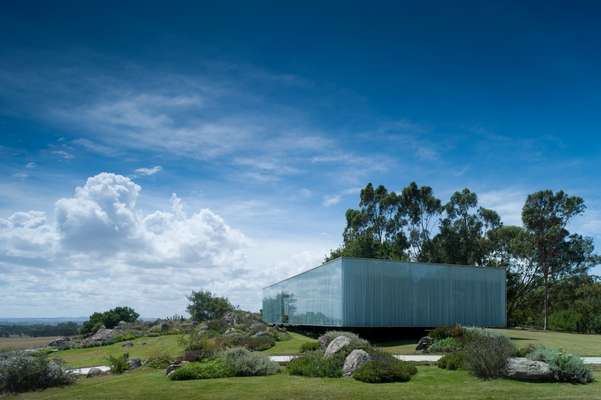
[327, 182, 601, 331]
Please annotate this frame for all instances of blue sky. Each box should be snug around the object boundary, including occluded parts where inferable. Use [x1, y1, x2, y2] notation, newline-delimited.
[1, 1, 600, 317]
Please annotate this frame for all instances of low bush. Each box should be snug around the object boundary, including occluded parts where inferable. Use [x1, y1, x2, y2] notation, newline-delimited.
[145, 350, 172, 369]
[0, 352, 75, 393]
[178, 333, 221, 360]
[429, 325, 465, 341]
[549, 310, 582, 333]
[300, 342, 320, 353]
[352, 352, 417, 383]
[169, 359, 233, 381]
[513, 344, 537, 358]
[222, 347, 279, 376]
[318, 331, 369, 350]
[106, 353, 129, 374]
[527, 346, 593, 384]
[287, 351, 344, 378]
[216, 334, 276, 351]
[429, 337, 462, 353]
[437, 352, 465, 370]
[463, 333, 514, 379]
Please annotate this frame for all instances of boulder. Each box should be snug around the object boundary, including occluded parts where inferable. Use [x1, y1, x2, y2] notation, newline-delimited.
[342, 349, 371, 376]
[324, 336, 351, 358]
[222, 311, 238, 327]
[81, 328, 115, 347]
[86, 367, 106, 378]
[505, 358, 554, 381]
[252, 331, 272, 339]
[128, 358, 143, 369]
[122, 341, 134, 348]
[165, 361, 188, 376]
[48, 337, 75, 350]
[416, 336, 434, 352]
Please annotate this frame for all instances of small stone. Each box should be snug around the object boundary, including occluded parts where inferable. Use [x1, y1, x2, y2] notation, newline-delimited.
[128, 358, 142, 369]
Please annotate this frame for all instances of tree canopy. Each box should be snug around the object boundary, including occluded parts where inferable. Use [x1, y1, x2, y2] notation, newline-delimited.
[186, 290, 234, 322]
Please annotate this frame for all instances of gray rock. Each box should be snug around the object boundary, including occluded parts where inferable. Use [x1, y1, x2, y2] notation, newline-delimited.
[165, 361, 188, 376]
[48, 337, 75, 350]
[342, 349, 371, 376]
[324, 336, 351, 358]
[416, 336, 434, 352]
[252, 331, 272, 338]
[505, 357, 554, 381]
[122, 341, 134, 348]
[81, 328, 116, 347]
[128, 358, 142, 369]
[86, 367, 105, 378]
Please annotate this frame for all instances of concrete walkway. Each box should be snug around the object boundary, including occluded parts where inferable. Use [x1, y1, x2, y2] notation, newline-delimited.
[68, 366, 111, 375]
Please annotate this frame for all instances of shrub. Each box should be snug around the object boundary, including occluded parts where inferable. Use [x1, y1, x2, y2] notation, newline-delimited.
[0, 352, 74, 393]
[437, 352, 464, 370]
[463, 333, 514, 379]
[81, 306, 139, 334]
[178, 332, 221, 360]
[300, 342, 320, 353]
[287, 351, 344, 378]
[186, 290, 234, 322]
[513, 344, 537, 358]
[169, 359, 233, 381]
[318, 331, 368, 350]
[216, 334, 276, 351]
[352, 352, 417, 383]
[549, 310, 582, 332]
[429, 325, 465, 341]
[106, 353, 129, 374]
[527, 346, 593, 384]
[145, 350, 172, 369]
[222, 348, 279, 376]
[429, 337, 462, 353]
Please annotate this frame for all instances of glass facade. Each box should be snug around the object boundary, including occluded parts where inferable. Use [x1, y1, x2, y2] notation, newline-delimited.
[262, 257, 506, 328]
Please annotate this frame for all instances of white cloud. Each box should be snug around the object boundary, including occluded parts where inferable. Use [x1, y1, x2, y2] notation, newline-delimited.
[478, 189, 526, 226]
[134, 165, 163, 177]
[52, 150, 74, 160]
[323, 195, 341, 207]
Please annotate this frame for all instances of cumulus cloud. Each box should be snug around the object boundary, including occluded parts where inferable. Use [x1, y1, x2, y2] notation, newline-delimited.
[0, 173, 252, 316]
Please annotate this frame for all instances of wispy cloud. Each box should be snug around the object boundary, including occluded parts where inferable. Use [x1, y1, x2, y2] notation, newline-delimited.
[134, 165, 163, 177]
[322, 187, 361, 207]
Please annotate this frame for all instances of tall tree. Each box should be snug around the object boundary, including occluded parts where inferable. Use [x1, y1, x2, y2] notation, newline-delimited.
[428, 188, 501, 265]
[521, 190, 586, 330]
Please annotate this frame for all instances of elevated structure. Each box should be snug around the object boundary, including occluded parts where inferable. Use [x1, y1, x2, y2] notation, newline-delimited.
[262, 257, 506, 328]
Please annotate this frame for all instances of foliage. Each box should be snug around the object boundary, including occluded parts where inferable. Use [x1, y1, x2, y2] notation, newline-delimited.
[527, 346, 593, 383]
[429, 337, 462, 353]
[463, 333, 514, 379]
[106, 353, 129, 374]
[169, 359, 233, 381]
[437, 352, 465, 370]
[222, 347, 279, 377]
[216, 334, 276, 351]
[145, 350, 172, 369]
[178, 332, 221, 360]
[0, 322, 79, 338]
[186, 290, 234, 322]
[549, 310, 582, 332]
[287, 351, 344, 378]
[81, 306, 139, 334]
[0, 352, 74, 393]
[352, 352, 417, 383]
[300, 341, 320, 353]
[429, 325, 465, 341]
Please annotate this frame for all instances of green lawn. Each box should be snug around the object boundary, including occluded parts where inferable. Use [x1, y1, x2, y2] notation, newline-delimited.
[51, 335, 184, 368]
[490, 328, 601, 356]
[262, 332, 318, 355]
[6, 366, 601, 400]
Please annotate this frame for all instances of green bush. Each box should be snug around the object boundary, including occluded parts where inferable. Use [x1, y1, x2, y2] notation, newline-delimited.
[549, 310, 582, 332]
[437, 352, 465, 370]
[429, 337, 462, 353]
[145, 350, 172, 369]
[513, 344, 537, 358]
[463, 333, 514, 379]
[352, 352, 417, 383]
[106, 353, 129, 374]
[527, 346, 593, 384]
[287, 351, 343, 378]
[0, 352, 74, 393]
[169, 359, 233, 381]
[318, 331, 369, 350]
[216, 334, 276, 351]
[429, 325, 465, 341]
[178, 332, 222, 359]
[222, 348, 279, 376]
[300, 342, 320, 353]
[81, 306, 139, 334]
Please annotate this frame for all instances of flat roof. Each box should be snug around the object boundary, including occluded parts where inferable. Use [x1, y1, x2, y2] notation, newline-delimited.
[263, 256, 506, 290]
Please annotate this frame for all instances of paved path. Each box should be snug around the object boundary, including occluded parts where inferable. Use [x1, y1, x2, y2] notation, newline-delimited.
[67, 355, 601, 375]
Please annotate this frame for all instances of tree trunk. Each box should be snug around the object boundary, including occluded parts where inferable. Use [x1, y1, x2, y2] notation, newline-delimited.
[543, 272, 549, 331]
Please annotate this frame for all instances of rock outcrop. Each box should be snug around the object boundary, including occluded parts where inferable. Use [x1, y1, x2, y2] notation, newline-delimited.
[342, 349, 371, 376]
[505, 357, 554, 381]
[324, 336, 351, 358]
[415, 336, 433, 352]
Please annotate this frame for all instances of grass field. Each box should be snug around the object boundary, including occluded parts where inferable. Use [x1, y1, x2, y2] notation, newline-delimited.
[490, 328, 601, 356]
[0, 337, 60, 353]
[5, 366, 601, 400]
[262, 332, 318, 355]
[51, 335, 184, 368]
